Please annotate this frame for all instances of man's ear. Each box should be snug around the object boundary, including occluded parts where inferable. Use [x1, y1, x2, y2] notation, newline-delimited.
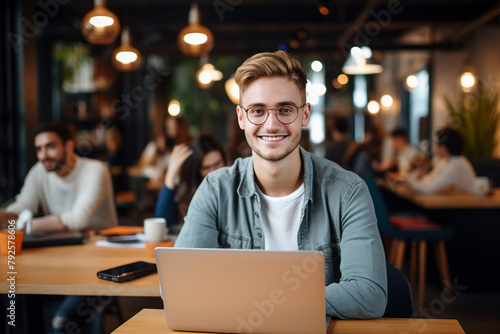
[236, 105, 245, 130]
[65, 139, 76, 153]
[301, 103, 311, 127]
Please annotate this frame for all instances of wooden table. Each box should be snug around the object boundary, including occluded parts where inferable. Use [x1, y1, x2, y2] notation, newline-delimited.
[379, 180, 500, 209]
[111, 309, 466, 334]
[0, 236, 160, 296]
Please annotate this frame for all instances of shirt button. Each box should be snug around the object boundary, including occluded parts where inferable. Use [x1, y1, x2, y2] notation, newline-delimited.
[255, 212, 260, 218]
[258, 233, 262, 238]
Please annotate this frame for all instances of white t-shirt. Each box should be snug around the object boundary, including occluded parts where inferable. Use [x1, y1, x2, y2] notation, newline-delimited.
[256, 184, 305, 251]
[7, 157, 118, 231]
[407, 155, 476, 194]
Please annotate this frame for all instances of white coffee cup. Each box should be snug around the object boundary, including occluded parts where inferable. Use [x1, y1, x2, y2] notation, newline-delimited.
[144, 218, 167, 243]
[473, 177, 491, 196]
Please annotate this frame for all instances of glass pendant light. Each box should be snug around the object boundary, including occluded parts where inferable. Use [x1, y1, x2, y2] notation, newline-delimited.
[81, 0, 120, 45]
[112, 27, 142, 72]
[178, 3, 214, 56]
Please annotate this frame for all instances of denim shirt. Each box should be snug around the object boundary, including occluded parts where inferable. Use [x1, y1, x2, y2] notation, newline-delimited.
[175, 147, 387, 319]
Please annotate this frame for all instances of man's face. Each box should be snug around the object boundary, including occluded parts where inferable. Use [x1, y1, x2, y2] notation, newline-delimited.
[236, 77, 310, 162]
[391, 137, 406, 153]
[35, 132, 70, 172]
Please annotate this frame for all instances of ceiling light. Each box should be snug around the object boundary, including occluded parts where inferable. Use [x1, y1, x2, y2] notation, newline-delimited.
[381, 94, 393, 108]
[461, 72, 475, 90]
[289, 40, 300, 49]
[311, 60, 323, 72]
[112, 27, 142, 72]
[367, 100, 380, 114]
[405, 74, 419, 90]
[168, 100, 181, 116]
[318, 5, 329, 15]
[332, 79, 342, 89]
[337, 74, 349, 85]
[225, 77, 240, 105]
[197, 60, 223, 89]
[342, 47, 383, 75]
[310, 83, 326, 96]
[81, 0, 120, 45]
[178, 3, 214, 56]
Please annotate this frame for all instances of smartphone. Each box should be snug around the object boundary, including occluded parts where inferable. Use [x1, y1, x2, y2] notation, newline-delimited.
[97, 261, 157, 283]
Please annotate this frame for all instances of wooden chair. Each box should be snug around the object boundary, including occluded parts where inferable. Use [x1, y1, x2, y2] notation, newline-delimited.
[362, 174, 454, 308]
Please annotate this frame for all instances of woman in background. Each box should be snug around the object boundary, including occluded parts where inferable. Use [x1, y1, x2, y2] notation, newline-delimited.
[137, 115, 191, 182]
[155, 134, 226, 230]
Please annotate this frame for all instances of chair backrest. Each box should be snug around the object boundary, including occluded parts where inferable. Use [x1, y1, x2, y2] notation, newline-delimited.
[361, 174, 395, 236]
[383, 262, 415, 318]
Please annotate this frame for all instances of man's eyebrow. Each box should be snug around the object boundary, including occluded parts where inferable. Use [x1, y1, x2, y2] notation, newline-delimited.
[246, 101, 298, 107]
[35, 141, 56, 149]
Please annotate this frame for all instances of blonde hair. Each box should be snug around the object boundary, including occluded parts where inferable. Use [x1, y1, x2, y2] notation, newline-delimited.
[235, 51, 307, 103]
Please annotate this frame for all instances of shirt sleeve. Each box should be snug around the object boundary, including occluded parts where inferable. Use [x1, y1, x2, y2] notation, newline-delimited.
[174, 178, 220, 248]
[6, 164, 43, 215]
[59, 162, 113, 231]
[407, 159, 456, 194]
[325, 179, 388, 319]
[155, 185, 179, 227]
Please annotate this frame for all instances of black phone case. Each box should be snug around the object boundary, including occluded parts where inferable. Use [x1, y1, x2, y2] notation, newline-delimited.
[97, 261, 157, 283]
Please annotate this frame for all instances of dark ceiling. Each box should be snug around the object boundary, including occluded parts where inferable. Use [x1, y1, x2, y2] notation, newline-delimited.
[39, 0, 500, 59]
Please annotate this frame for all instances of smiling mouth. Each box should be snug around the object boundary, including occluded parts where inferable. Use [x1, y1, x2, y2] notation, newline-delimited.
[259, 135, 287, 142]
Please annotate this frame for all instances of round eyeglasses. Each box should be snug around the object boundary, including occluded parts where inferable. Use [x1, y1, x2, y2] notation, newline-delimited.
[239, 103, 307, 125]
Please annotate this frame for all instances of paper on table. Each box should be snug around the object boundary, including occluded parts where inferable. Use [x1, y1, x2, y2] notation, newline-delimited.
[95, 239, 145, 248]
[95, 233, 176, 248]
[95, 234, 146, 248]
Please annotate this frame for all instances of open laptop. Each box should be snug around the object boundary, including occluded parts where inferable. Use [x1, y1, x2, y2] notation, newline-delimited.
[155, 248, 326, 334]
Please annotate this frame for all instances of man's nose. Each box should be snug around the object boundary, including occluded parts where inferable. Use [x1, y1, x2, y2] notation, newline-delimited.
[37, 148, 47, 160]
[262, 110, 281, 129]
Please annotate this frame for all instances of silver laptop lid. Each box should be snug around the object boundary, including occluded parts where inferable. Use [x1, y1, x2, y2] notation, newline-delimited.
[155, 248, 326, 334]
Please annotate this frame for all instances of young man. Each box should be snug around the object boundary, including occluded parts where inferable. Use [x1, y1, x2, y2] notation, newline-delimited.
[175, 51, 387, 319]
[0, 122, 117, 232]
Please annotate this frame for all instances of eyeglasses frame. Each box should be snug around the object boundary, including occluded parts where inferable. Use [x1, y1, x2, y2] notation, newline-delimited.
[239, 102, 308, 125]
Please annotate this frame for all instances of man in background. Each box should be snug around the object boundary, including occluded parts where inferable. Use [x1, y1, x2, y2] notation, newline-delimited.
[380, 128, 428, 179]
[0, 121, 118, 333]
[0, 121, 117, 231]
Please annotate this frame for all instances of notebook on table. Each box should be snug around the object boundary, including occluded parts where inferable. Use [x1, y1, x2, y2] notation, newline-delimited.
[22, 231, 84, 248]
[154, 248, 326, 334]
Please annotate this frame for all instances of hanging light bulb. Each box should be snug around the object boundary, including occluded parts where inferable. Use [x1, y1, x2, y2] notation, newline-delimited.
[225, 77, 240, 105]
[461, 72, 475, 92]
[112, 27, 142, 72]
[405, 74, 419, 91]
[168, 100, 181, 116]
[178, 3, 214, 56]
[342, 46, 383, 75]
[196, 56, 223, 89]
[81, 0, 120, 45]
[381, 94, 393, 108]
[367, 100, 380, 114]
